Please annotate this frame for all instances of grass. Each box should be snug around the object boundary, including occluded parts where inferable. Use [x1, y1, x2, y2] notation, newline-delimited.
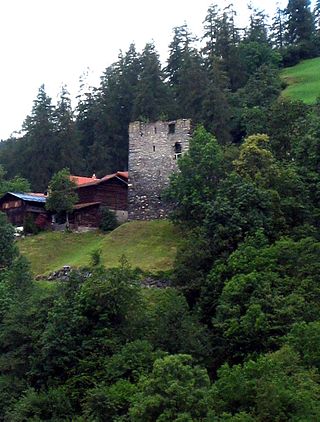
[18, 220, 182, 276]
[281, 57, 320, 104]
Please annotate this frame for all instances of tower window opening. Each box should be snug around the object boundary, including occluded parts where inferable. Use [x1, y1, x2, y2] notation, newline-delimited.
[174, 142, 182, 153]
[168, 123, 176, 134]
[153, 145, 156, 152]
[174, 142, 182, 160]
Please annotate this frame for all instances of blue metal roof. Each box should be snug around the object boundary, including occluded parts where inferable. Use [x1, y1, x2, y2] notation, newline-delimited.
[8, 192, 47, 203]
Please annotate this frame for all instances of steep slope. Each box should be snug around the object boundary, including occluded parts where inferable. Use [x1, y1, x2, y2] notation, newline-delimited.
[18, 220, 182, 275]
[281, 57, 320, 104]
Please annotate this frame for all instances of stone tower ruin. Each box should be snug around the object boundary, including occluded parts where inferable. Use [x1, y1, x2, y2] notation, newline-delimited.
[128, 119, 192, 220]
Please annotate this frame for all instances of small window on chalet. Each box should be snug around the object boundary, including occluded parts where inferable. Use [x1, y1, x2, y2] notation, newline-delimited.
[168, 123, 175, 134]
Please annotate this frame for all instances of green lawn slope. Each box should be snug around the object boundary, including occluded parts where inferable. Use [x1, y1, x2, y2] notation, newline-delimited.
[18, 220, 182, 276]
[281, 57, 320, 104]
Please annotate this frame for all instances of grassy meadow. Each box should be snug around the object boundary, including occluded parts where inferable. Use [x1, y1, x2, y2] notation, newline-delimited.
[281, 57, 320, 104]
[18, 220, 182, 276]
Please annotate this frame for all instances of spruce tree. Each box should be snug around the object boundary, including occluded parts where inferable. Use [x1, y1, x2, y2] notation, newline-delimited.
[21, 85, 56, 190]
[285, 0, 315, 45]
[245, 5, 269, 44]
[54, 86, 83, 175]
[166, 25, 205, 121]
[132, 43, 171, 121]
[271, 7, 286, 49]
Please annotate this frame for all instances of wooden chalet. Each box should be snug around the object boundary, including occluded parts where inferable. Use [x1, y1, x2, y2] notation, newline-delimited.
[69, 171, 128, 227]
[0, 171, 128, 229]
[0, 192, 48, 226]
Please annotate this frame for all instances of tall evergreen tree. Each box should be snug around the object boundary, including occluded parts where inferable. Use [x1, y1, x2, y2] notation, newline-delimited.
[132, 43, 171, 121]
[202, 4, 219, 58]
[201, 57, 232, 143]
[245, 4, 269, 44]
[76, 89, 99, 174]
[285, 0, 315, 45]
[202, 4, 243, 90]
[271, 7, 286, 49]
[54, 86, 83, 174]
[166, 25, 205, 121]
[314, 0, 320, 31]
[21, 85, 56, 190]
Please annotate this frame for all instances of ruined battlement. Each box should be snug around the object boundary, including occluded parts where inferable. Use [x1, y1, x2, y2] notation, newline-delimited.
[128, 119, 192, 220]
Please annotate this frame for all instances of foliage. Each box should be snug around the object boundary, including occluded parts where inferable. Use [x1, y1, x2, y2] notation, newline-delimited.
[200, 234, 320, 365]
[0, 165, 31, 196]
[99, 206, 118, 232]
[46, 168, 78, 214]
[1, 4, 320, 421]
[166, 125, 223, 225]
[6, 387, 73, 422]
[89, 248, 102, 267]
[23, 214, 40, 235]
[46, 168, 78, 226]
[212, 346, 320, 421]
[129, 354, 211, 421]
[0, 213, 18, 271]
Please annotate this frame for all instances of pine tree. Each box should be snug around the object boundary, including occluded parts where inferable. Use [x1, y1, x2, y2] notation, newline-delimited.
[54, 86, 83, 174]
[285, 0, 315, 44]
[271, 7, 286, 49]
[202, 4, 220, 58]
[314, 0, 320, 32]
[245, 4, 269, 44]
[132, 43, 171, 122]
[76, 89, 99, 174]
[202, 4, 243, 90]
[21, 85, 56, 190]
[166, 25, 205, 121]
[201, 57, 232, 144]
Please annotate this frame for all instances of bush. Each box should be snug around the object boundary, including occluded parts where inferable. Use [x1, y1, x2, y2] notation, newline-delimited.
[99, 207, 118, 232]
[23, 214, 39, 235]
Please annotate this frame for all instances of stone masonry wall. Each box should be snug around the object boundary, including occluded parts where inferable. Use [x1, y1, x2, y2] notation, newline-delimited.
[128, 119, 191, 220]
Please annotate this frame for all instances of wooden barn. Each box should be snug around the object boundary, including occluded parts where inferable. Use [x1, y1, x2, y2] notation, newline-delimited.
[69, 171, 128, 227]
[0, 192, 48, 226]
[0, 171, 128, 229]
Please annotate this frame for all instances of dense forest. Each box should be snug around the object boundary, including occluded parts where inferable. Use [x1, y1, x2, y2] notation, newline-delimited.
[1, 0, 320, 190]
[1, 0, 320, 420]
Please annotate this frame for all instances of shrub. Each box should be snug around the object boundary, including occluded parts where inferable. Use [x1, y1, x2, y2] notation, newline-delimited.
[99, 207, 118, 232]
[23, 214, 39, 235]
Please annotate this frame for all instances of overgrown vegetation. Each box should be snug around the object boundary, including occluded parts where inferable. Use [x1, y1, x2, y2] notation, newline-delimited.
[1, 1, 320, 420]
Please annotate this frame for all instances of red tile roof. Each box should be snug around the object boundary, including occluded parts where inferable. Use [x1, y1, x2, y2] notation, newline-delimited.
[101, 171, 128, 182]
[70, 175, 100, 186]
[70, 171, 128, 188]
[70, 172, 128, 187]
[117, 171, 128, 179]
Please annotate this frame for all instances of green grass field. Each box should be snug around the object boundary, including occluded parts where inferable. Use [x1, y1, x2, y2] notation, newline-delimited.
[18, 220, 182, 276]
[281, 57, 320, 104]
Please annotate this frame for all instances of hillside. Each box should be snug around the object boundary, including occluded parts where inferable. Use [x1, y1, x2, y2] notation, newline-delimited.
[18, 220, 182, 276]
[281, 57, 320, 104]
